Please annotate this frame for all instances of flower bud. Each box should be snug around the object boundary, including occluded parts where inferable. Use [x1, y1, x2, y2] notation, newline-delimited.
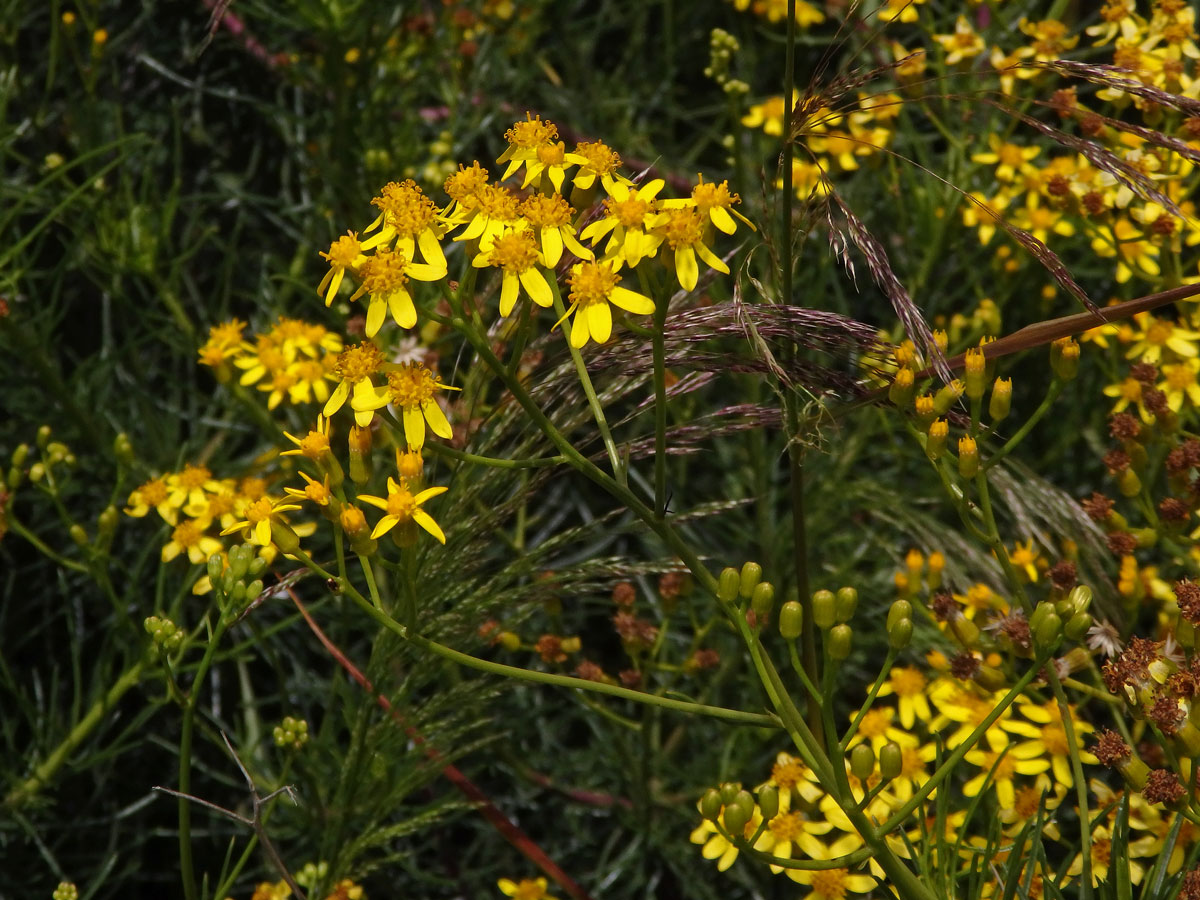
[719, 782, 741, 805]
[11, 444, 29, 467]
[1029, 601, 1054, 632]
[739, 562, 763, 600]
[1064, 611, 1093, 642]
[112, 432, 134, 465]
[340, 506, 370, 541]
[248, 556, 268, 578]
[1051, 337, 1080, 380]
[988, 378, 1012, 422]
[889, 367, 915, 407]
[29, 462, 45, 482]
[757, 785, 779, 821]
[498, 631, 521, 651]
[888, 617, 913, 650]
[229, 543, 252, 579]
[36, 425, 52, 450]
[828, 624, 853, 660]
[933, 379, 965, 416]
[957, 437, 979, 479]
[1034, 612, 1062, 650]
[207, 554, 225, 583]
[879, 742, 903, 780]
[779, 600, 804, 639]
[914, 394, 936, 428]
[722, 803, 750, 838]
[700, 788, 723, 821]
[1117, 468, 1142, 497]
[750, 582, 775, 620]
[973, 665, 1007, 691]
[270, 520, 301, 555]
[888, 600, 913, 630]
[964, 348, 987, 400]
[927, 552, 945, 590]
[813, 590, 837, 629]
[717, 567, 740, 604]
[348, 425, 372, 485]
[561, 636, 581, 654]
[69, 524, 89, 547]
[1067, 585, 1092, 615]
[849, 743, 875, 780]
[835, 586, 858, 623]
[926, 419, 948, 461]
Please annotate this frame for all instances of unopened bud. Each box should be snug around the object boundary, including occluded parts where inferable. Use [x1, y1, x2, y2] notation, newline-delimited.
[828, 624, 853, 660]
[1034, 612, 1062, 650]
[1051, 337, 1080, 380]
[739, 562, 763, 600]
[757, 785, 779, 821]
[270, 520, 301, 555]
[717, 567, 740, 604]
[914, 394, 936, 427]
[207, 554, 224, 583]
[29, 462, 45, 482]
[889, 368, 915, 407]
[879, 742, 903, 780]
[229, 543, 252, 579]
[11, 443, 29, 468]
[36, 425, 52, 450]
[958, 437, 979, 478]
[340, 506, 370, 541]
[926, 419, 948, 461]
[779, 600, 804, 639]
[1064, 611, 1093, 641]
[813, 590, 837, 629]
[68, 524, 88, 547]
[113, 432, 134, 465]
[719, 782, 741, 805]
[750, 582, 775, 620]
[1117, 468, 1142, 497]
[888, 617, 913, 650]
[973, 665, 1007, 691]
[964, 348, 987, 400]
[849, 743, 875, 780]
[561, 636, 581, 654]
[835, 586, 858, 622]
[989, 378, 1012, 422]
[887, 600, 913, 630]
[951, 616, 981, 649]
[1067, 585, 1092, 615]
[933, 380, 965, 416]
[498, 631, 521, 651]
[700, 788, 723, 821]
[348, 425, 372, 485]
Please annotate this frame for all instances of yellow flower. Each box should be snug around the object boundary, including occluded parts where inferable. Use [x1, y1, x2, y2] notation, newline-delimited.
[560, 260, 655, 348]
[928, 677, 1011, 750]
[971, 134, 1041, 183]
[452, 183, 522, 247]
[962, 744, 1051, 808]
[877, 0, 926, 24]
[1160, 358, 1200, 410]
[1018, 17, 1079, 62]
[570, 140, 629, 194]
[161, 518, 224, 564]
[349, 247, 443, 336]
[877, 666, 931, 729]
[1090, 218, 1161, 283]
[1002, 699, 1097, 787]
[1067, 823, 1143, 887]
[166, 463, 222, 512]
[359, 477, 448, 543]
[758, 751, 824, 813]
[220, 496, 303, 547]
[650, 207, 728, 291]
[356, 362, 458, 449]
[846, 706, 919, 753]
[953, 583, 1008, 620]
[361, 179, 447, 275]
[318, 231, 365, 304]
[1125, 312, 1200, 363]
[998, 773, 1067, 840]
[1007, 539, 1043, 582]
[198, 318, 247, 368]
[1103, 376, 1153, 421]
[441, 161, 491, 222]
[741, 93, 798, 136]
[580, 178, 665, 268]
[753, 809, 832, 873]
[934, 16, 986, 65]
[784, 835, 876, 896]
[471, 226, 553, 316]
[282, 414, 333, 462]
[497, 877, 557, 900]
[125, 475, 176, 523]
[517, 193, 593, 267]
[283, 471, 333, 508]
[323, 342, 392, 427]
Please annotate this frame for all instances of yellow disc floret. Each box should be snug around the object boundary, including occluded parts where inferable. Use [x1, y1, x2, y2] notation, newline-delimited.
[386, 363, 438, 409]
[660, 208, 705, 249]
[505, 113, 558, 149]
[520, 193, 574, 228]
[371, 180, 438, 237]
[334, 342, 386, 383]
[488, 230, 540, 273]
[358, 247, 411, 295]
[567, 260, 622, 307]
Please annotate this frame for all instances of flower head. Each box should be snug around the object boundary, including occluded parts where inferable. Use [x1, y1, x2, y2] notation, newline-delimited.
[560, 260, 655, 348]
[358, 476, 448, 544]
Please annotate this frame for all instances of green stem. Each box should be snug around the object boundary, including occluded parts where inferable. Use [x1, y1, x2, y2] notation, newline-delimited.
[983, 380, 1063, 470]
[4, 657, 147, 808]
[841, 649, 897, 752]
[178, 615, 231, 900]
[543, 268, 624, 482]
[425, 442, 565, 469]
[1045, 666, 1093, 900]
[649, 271, 670, 518]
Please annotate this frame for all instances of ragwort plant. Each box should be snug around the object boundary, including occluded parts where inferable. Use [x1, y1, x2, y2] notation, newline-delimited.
[15, 0, 1200, 898]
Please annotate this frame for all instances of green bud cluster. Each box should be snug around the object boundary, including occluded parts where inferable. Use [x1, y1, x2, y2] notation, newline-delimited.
[273, 715, 310, 750]
[1029, 601, 1063, 651]
[53, 883, 79, 900]
[705, 29, 748, 95]
[296, 861, 330, 890]
[209, 543, 268, 613]
[144, 615, 183, 652]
